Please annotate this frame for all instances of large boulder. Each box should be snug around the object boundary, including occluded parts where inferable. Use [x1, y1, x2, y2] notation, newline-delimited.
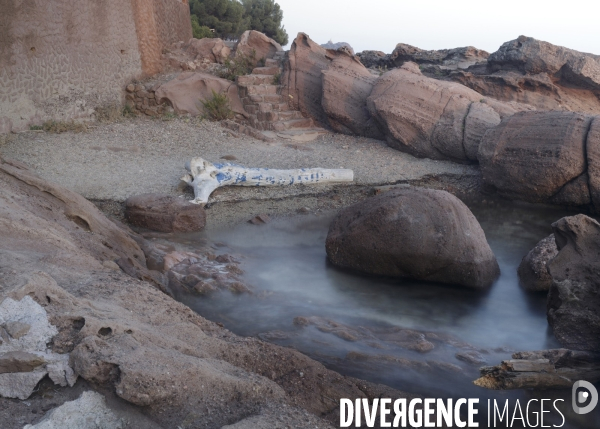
[282, 33, 334, 127]
[125, 194, 206, 233]
[235, 30, 283, 62]
[366, 63, 503, 162]
[547, 215, 600, 352]
[325, 187, 500, 289]
[517, 235, 558, 292]
[488, 36, 600, 90]
[478, 111, 593, 205]
[321, 52, 383, 138]
[154, 72, 246, 117]
[588, 117, 600, 212]
[186, 38, 231, 64]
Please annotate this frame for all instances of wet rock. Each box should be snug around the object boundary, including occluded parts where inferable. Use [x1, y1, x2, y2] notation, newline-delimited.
[215, 254, 231, 263]
[235, 30, 283, 63]
[321, 51, 383, 138]
[478, 111, 592, 204]
[547, 215, 600, 352]
[326, 187, 500, 288]
[0, 351, 45, 373]
[517, 235, 558, 292]
[455, 350, 486, 366]
[125, 193, 206, 233]
[23, 390, 124, 429]
[588, 117, 600, 212]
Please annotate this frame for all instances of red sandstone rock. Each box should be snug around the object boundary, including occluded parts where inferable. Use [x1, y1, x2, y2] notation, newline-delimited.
[125, 193, 206, 233]
[186, 38, 231, 64]
[235, 30, 282, 63]
[154, 72, 246, 117]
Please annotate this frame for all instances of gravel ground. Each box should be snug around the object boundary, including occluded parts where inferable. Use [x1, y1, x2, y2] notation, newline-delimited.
[0, 116, 480, 228]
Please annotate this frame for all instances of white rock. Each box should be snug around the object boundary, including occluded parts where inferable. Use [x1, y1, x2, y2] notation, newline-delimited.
[0, 370, 46, 400]
[0, 296, 58, 353]
[23, 391, 124, 429]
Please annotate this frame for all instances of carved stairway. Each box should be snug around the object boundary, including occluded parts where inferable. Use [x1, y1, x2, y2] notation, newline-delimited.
[224, 52, 327, 142]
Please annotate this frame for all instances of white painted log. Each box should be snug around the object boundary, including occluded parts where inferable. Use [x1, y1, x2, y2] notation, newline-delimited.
[182, 157, 354, 205]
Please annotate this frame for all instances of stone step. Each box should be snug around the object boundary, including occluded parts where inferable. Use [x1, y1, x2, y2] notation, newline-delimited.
[271, 118, 314, 131]
[252, 66, 280, 76]
[265, 58, 279, 67]
[236, 74, 276, 86]
[240, 84, 280, 97]
[277, 110, 304, 121]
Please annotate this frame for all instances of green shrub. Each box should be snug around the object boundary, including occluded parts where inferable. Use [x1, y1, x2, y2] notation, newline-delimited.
[201, 90, 233, 121]
[217, 49, 257, 81]
[272, 72, 281, 85]
[191, 15, 214, 39]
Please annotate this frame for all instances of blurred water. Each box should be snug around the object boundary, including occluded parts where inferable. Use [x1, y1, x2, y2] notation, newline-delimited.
[172, 199, 598, 427]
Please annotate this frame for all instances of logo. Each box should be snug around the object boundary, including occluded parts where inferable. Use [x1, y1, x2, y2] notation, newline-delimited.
[572, 380, 598, 415]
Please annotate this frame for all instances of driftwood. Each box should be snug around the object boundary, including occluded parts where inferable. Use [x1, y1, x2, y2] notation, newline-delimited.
[182, 157, 354, 205]
[474, 349, 600, 390]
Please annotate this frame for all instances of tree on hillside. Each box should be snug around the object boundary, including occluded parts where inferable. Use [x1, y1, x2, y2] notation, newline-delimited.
[241, 0, 288, 46]
[189, 0, 248, 40]
[189, 0, 288, 45]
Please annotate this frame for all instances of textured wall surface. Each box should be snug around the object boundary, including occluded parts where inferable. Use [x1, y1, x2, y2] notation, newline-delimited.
[0, 0, 192, 133]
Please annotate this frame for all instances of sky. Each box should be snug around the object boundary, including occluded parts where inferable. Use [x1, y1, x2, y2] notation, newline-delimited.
[275, 0, 600, 55]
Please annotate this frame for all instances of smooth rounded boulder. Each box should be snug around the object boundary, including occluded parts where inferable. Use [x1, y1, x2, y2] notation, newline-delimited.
[125, 193, 206, 233]
[325, 187, 500, 288]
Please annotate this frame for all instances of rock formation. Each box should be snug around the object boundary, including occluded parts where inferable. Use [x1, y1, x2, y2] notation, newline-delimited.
[367, 63, 526, 162]
[321, 52, 384, 138]
[517, 235, 558, 292]
[124, 193, 206, 233]
[478, 111, 595, 208]
[0, 155, 414, 428]
[320, 41, 355, 55]
[186, 38, 231, 64]
[154, 72, 246, 117]
[547, 214, 600, 352]
[236, 30, 283, 64]
[325, 187, 500, 288]
[390, 43, 489, 71]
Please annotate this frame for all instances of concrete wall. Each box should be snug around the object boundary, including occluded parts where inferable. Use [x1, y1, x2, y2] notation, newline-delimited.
[0, 0, 192, 133]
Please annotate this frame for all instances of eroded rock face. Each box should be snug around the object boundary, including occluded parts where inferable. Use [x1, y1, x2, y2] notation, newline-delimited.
[235, 30, 283, 63]
[391, 44, 489, 70]
[367, 63, 498, 162]
[478, 111, 592, 204]
[547, 215, 600, 352]
[325, 187, 500, 288]
[517, 235, 558, 292]
[587, 117, 600, 212]
[450, 36, 600, 115]
[125, 193, 206, 233]
[186, 38, 231, 64]
[154, 72, 246, 117]
[282, 33, 334, 127]
[488, 36, 600, 89]
[321, 52, 383, 138]
[356, 50, 392, 69]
